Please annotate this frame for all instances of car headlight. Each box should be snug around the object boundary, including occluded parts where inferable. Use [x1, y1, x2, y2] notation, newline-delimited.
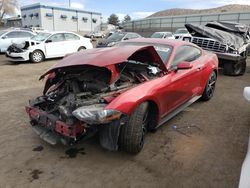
[72, 104, 122, 125]
[107, 42, 117, 47]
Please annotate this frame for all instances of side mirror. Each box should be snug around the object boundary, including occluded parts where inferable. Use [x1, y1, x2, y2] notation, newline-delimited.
[176, 61, 193, 70]
[2, 36, 7, 39]
[45, 39, 52, 43]
[123, 38, 129, 41]
[244, 87, 250, 101]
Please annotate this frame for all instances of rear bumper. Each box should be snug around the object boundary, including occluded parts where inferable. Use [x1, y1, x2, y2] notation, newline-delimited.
[25, 106, 86, 145]
[6, 50, 30, 62]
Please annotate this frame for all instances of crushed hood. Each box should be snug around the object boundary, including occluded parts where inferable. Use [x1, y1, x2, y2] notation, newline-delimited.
[205, 21, 250, 34]
[185, 23, 248, 50]
[40, 45, 167, 79]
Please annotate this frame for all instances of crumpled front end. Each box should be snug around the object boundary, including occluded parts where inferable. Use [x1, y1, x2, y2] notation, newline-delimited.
[6, 40, 40, 62]
[26, 46, 165, 150]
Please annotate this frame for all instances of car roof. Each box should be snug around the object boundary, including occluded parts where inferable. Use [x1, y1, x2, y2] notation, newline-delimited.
[153, 32, 172, 34]
[2, 29, 33, 33]
[121, 38, 196, 48]
[43, 31, 79, 34]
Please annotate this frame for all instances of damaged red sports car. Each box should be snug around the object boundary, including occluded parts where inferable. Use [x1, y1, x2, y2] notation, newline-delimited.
[26, 38, 218, 153]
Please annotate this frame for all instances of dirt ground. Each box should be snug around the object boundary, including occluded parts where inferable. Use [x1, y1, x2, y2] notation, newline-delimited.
[0, 54, 250, 188]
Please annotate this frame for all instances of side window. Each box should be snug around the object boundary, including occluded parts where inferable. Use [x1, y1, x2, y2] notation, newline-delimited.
[126, 33, 139, 39]
[166, 33, 172, 37]
[5, 31, 20, 38]
[48, 34, 65, 42]
[171, 45, 201, 67]
[124, 34, 132, 40]
[64, 33, 80, 41]
[19, 31, 34, 38]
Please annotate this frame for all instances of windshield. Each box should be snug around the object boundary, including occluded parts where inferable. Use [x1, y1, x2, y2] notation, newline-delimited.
[31, 32, 51, 41]
[117, 42, 172, 63]
[175, 29, 188, 34]
[107, 32, 125, 41]
[0, 31, 8, 37]
[151, 33, 165, 38]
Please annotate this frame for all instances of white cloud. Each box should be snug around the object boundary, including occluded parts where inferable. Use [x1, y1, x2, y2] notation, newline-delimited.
[70, 2, 85, 9]
[116, 13, 127, 21]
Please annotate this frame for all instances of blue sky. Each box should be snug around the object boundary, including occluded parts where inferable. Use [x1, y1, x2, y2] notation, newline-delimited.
[19, 0, 250, 21]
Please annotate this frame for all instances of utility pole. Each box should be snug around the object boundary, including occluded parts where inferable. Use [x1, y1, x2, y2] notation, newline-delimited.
[69, 0, 71, 7]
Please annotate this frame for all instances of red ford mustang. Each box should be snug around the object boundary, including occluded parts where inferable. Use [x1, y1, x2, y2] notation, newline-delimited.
[26, 38, 218, 153]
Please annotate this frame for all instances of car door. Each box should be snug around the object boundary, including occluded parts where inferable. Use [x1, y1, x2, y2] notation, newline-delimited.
[165, 45, 203, 113]
[64, 33, 81, 54]
[45, 33, 66, 58]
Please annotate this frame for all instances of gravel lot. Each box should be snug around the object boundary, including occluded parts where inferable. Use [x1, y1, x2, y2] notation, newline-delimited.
[0, 54, 250, 188]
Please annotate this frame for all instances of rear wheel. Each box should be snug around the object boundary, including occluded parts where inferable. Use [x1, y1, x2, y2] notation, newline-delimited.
[78, 46, 86, 52]
[224, 61, 246, 76]
[119, 102, 149, 154]
[201, 71, 217, 101]
[30, 50, 44, 63]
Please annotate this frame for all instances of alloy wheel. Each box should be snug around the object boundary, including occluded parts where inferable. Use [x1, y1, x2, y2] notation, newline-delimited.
[206, 72, 216, 98]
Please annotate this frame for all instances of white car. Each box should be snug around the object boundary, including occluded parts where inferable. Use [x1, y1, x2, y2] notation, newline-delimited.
[150, 32, 175, 39]
[239, 87, 250, 188]
[0, 29, 35, 53]
[6, 31, 93, 63]
[173, 28, 191, 40]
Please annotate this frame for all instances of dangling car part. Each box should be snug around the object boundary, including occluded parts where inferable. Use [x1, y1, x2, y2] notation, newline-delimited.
[26, 39, 218, 153]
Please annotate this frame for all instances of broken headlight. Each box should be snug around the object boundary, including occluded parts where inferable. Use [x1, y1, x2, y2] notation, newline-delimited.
[72, 104, 122, 125]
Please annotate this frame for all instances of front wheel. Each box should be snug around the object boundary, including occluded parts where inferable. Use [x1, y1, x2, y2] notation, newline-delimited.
[30, 50, 44, 63]
[201, 71, 217, 101]
[78, 46, 86, 52]
[224, 61, 246, 76]
[119, 102, 149, 154]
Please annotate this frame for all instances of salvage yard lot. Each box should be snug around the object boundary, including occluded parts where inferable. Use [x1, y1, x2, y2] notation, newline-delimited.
[0, 54, 250, 188]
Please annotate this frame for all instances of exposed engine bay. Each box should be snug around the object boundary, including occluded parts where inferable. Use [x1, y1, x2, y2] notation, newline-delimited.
[26, 59, 162, 149]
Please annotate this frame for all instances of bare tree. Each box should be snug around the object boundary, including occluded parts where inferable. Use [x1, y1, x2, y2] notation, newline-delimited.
[0, 0, 18, 23]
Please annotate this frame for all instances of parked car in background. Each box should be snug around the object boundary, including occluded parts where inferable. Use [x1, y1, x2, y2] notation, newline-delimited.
[150, 32, 175, 39]
[184, 21, 250, 76]
[30, 27, 47, 33]
[173, 28, 191, 40]
[84, 31, 105, 39]
[0, 29, 35, 53]
[96, 32, 142, 47]
[6, 31, 93, 63]
[25, 38, 218, 153]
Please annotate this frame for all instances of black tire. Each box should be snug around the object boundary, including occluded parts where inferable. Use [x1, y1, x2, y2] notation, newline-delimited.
[223, 60, 246, 76]
[30, 50, 44, 63]
[119, 102, 149, 153]
[201, 71, 217, 101]
[78, 46, 86, 52]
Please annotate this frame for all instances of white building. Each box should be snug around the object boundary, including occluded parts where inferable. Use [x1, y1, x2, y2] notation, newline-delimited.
[21, 3, 102, 32]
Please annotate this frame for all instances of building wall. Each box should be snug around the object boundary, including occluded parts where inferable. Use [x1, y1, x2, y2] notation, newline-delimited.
[21, 8, 42, 28]
[40, 8, 54, 31]
[21, 4, 101, 32]
[123, 11, 250, 37]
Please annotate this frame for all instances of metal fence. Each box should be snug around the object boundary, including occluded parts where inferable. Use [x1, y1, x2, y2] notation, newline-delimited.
[123, 11, 250, 36]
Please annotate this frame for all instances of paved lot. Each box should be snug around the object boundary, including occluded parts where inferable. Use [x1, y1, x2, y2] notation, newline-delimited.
[0, 54, 250, 188]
